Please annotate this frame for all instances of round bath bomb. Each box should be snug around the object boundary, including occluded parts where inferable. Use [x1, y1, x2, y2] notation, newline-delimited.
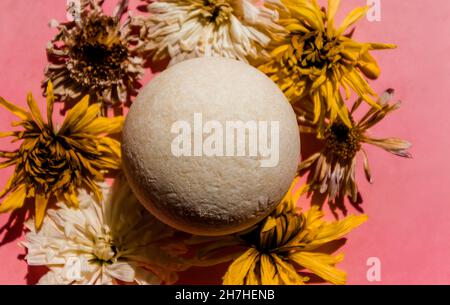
[122, 57, 300, 236]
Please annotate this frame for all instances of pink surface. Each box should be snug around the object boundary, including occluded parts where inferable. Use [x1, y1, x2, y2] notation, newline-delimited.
[0, 0, 448, 285]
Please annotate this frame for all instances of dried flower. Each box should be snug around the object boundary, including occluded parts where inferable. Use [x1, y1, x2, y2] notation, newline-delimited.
[259, 0, 395, 133]
[45, 0, 144, 108]
[22, 178, 188, 285]
[298, 89, 412, 208]
[136, 0, 283, 65]
[190, 178, 367, 285]
[0, 82, 123, 228]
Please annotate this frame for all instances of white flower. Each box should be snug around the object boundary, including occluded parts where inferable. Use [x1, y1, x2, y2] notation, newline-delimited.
[22, 177, 188, 285]
[136, 0, 284, 65]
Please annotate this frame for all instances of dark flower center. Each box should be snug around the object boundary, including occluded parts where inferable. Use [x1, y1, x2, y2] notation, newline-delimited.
[68, 16, 128, 89]
[293, 31, 339, 70]
[22, 131, 74, 193]
[202, 0, 233, 25]
[90, 234, 118, 265]
[242, 213, 304, 254]
[325, 122, 361, 162]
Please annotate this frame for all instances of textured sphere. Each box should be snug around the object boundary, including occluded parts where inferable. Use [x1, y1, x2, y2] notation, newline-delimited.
[122, 57, 300, 236]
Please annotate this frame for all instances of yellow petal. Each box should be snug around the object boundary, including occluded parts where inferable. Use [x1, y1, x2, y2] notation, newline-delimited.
[312, 92, 321, 124]
[245, 260, 260, 285]
[357, 51, 381, 80]
[98, 137, 122, 161]
[223, 248, 259, 285]
[59, 94, 90, 134]
[26, 93, 45, 130]
[278, 176, 305, 213]
[289, 3, 324, 32]
[270, 44, 290, 57]
[0, 131, 16, 138]
[290, 252, 346, 285]
[368, 43, 397, 50]
[46, 81, 55, 127]
[311, 73, 327, 91]
[272, 254, 306, 285]
[71, 103, 102, 133]
[334, 91, 352, 127]
[285, 23, 309, 33]
[0, 173, 18, 198]
[262, 216, 277, 233]
[260, 254, 277, 284]
[0, 97, 31, 121]
[343, 71, 379, 109]
[304, 205, 325, 227]
[309, 214, 368, 247]
[0, 185, 26, 213]
[35, 194, 49, 230]
[64, 190, 80, 208]
[291, 181, 307, 207]
[337, 6, 369, 36]
[327, 0, 340, 26]
[84, 116, 124, 135]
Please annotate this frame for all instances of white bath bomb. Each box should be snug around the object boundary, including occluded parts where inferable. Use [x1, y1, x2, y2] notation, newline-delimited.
[122, 57, 300, 236]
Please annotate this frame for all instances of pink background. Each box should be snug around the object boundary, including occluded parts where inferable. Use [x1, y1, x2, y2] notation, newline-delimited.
[0, 0, 448, 284]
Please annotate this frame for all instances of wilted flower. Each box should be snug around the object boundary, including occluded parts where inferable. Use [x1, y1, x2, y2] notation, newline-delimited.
[136, 0, 283, 65]
[0, 82, 123, 228]
[259, 0, 395, 133]
[298, 89, 412, 209]
[22, 178, 188, 285]
[190, 178, 367, 285]
[45, 0, 144, 109]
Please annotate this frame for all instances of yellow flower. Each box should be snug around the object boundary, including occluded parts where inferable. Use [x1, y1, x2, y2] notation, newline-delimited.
[190, 178, 367, 285]
[298, 89, 411, 211]
[0, 82, 123, 229]
[259, 0, 395, 133]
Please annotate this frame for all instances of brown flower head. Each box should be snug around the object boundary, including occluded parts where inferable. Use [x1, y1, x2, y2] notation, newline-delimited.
[297, 89, 412, 211]
[44, 0, 144, 109]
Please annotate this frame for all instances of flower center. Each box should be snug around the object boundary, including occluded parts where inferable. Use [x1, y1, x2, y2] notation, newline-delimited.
[242, 213, 304, 254]
[292, 30, 340, 70]
[92, 233, 117, 264]
[22, 131, 75, 193]
[201, 0, 233, 25]
[68, 16, 128, 89]
[325, 122, 361, 162]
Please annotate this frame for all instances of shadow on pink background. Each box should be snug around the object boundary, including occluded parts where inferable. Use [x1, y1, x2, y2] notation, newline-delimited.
[0, 0, 449, 284]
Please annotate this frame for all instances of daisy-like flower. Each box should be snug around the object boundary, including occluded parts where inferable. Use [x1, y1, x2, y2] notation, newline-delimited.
[45, 0, 144, 108]
[259, 0, 395, 133]
[298, 89, 412, 208]
[0, 82, 123, 228]
[190, 178, 367, 285]
[22, 177, 188, 285]
[136, 0, 284, 65]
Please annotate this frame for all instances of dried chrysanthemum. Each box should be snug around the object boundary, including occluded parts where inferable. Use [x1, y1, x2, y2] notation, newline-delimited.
[45, 0, 144, 109]
[22, 178, 188, 285]
[259, 0, 395, 133]
[136, 0, 284, 65]
[0, 82, 123, 228]
[189, 178, 367, 285]
[298, 89, 412, 209]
